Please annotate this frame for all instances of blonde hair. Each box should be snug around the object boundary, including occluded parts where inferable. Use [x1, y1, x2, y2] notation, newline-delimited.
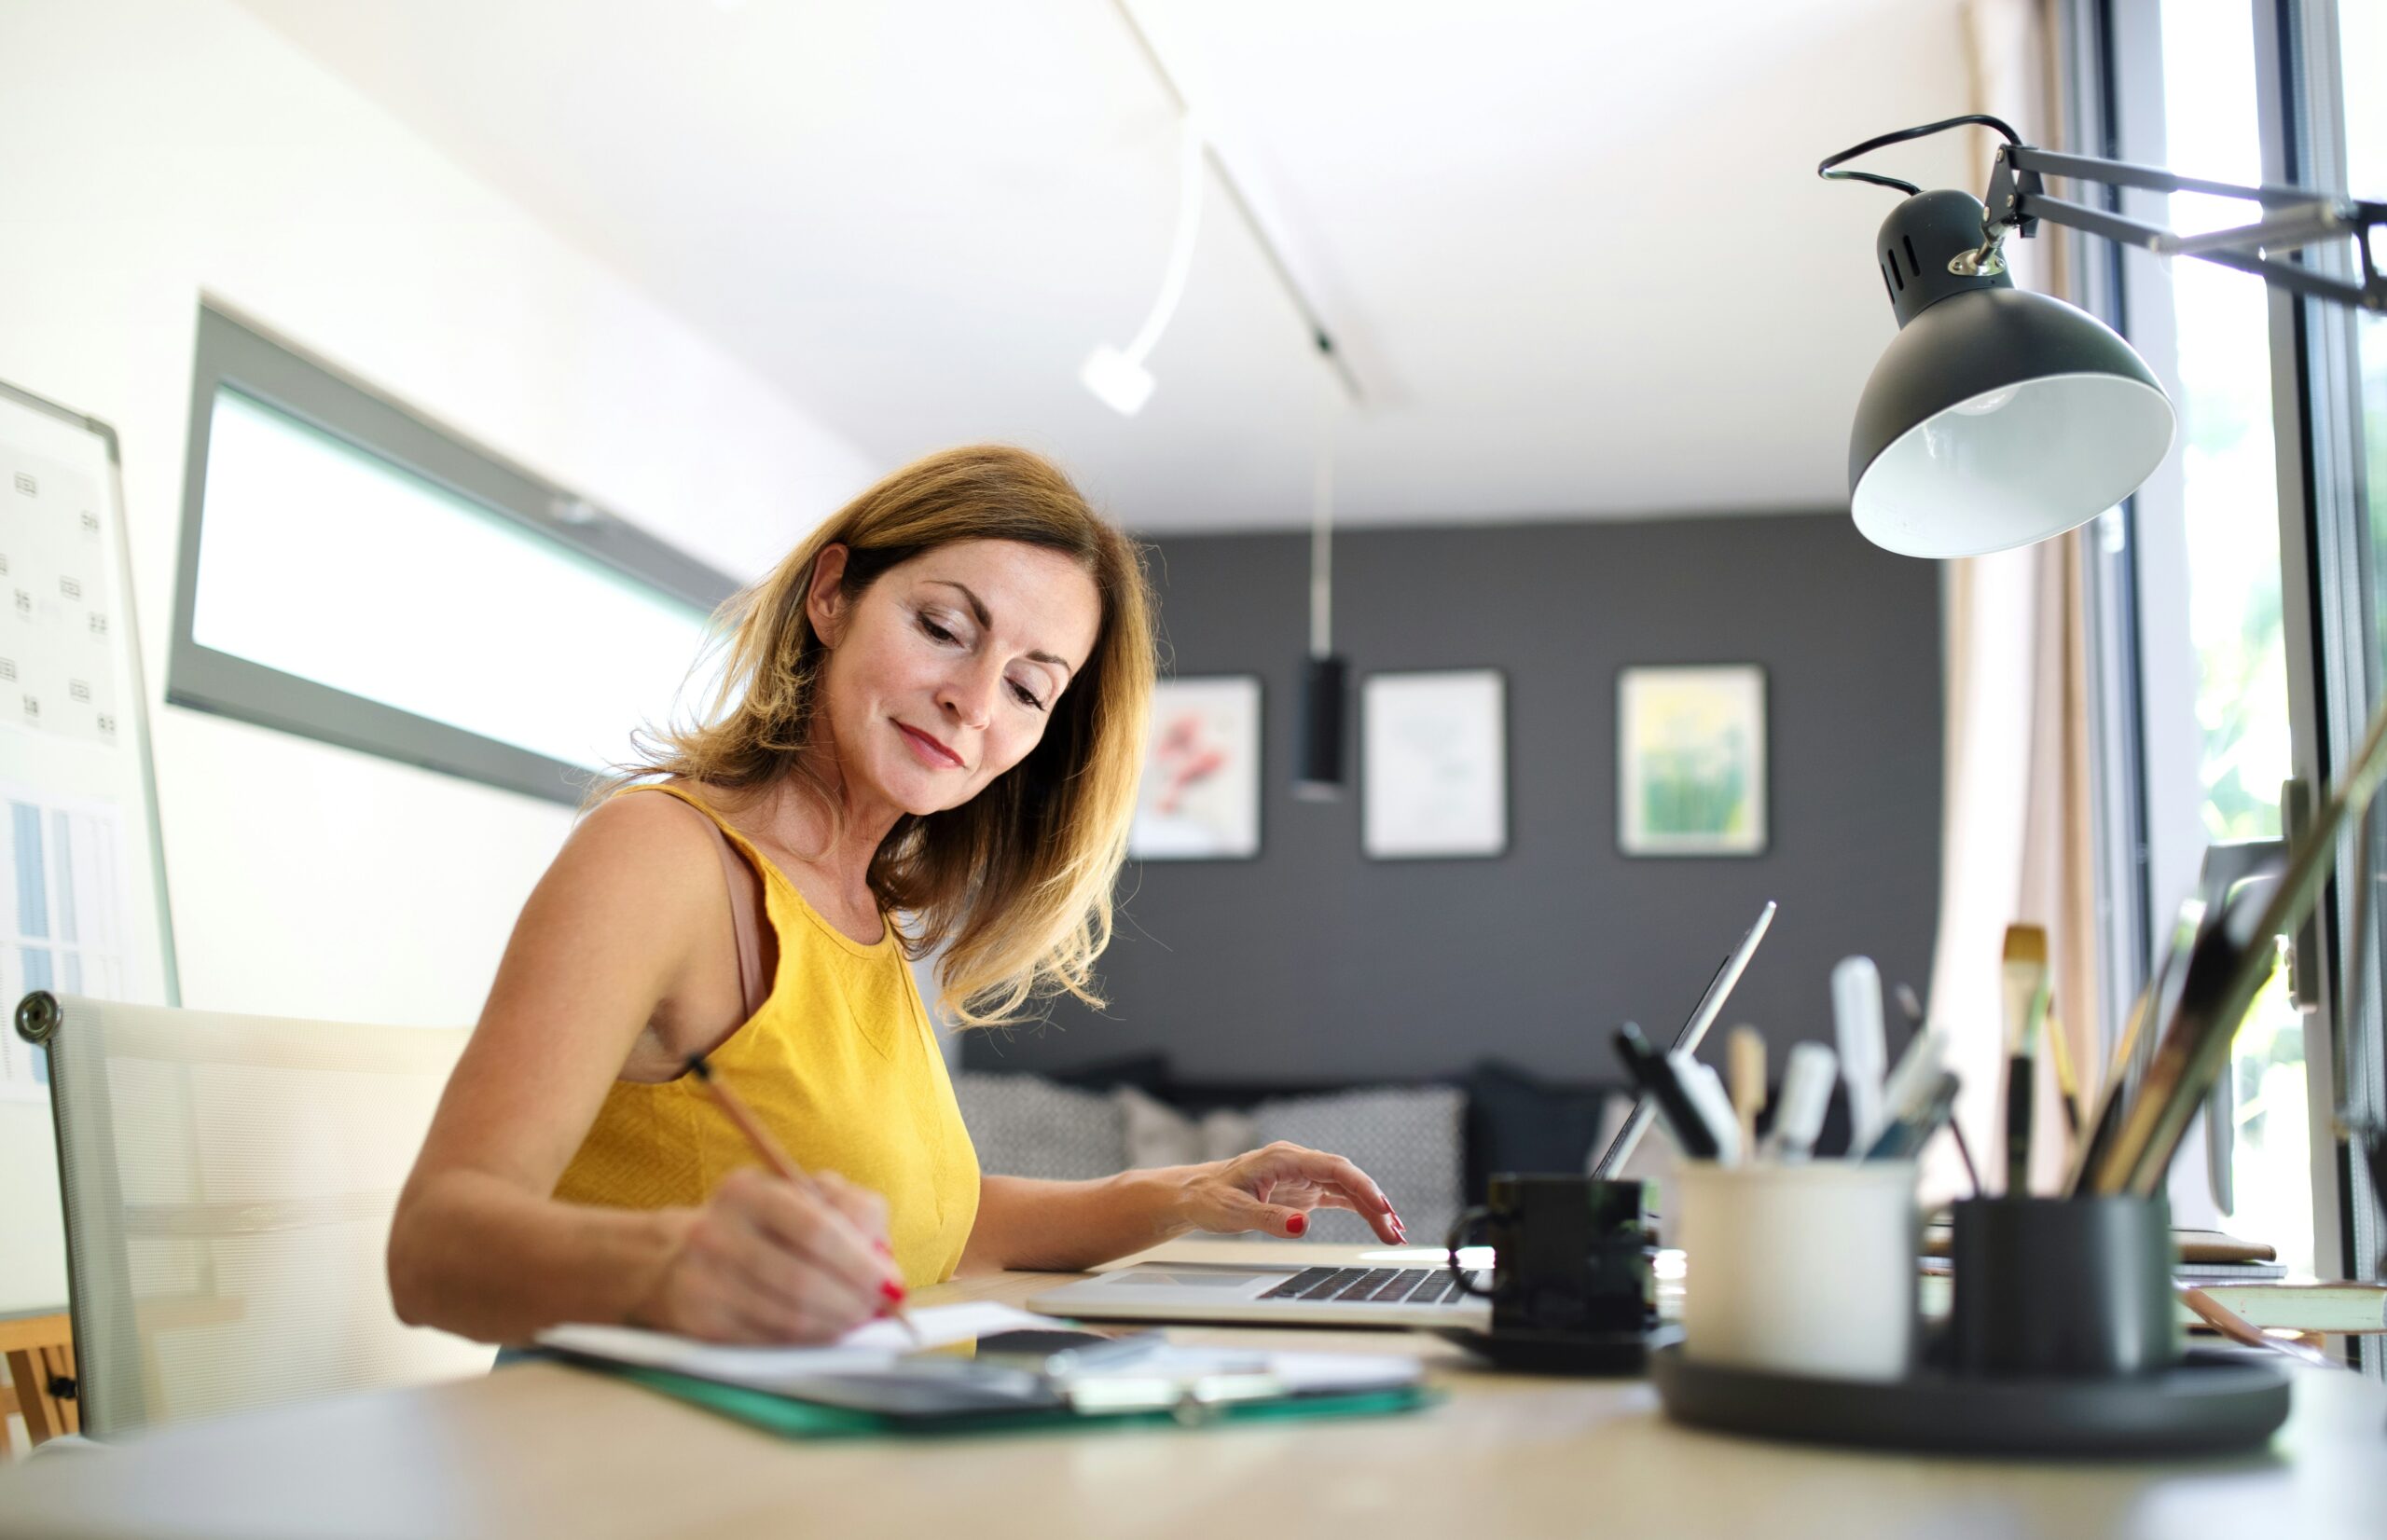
[601, 445, 1156, 1029]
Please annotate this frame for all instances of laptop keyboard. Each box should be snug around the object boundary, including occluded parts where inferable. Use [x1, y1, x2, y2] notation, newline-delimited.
[1257, 1266, 1472, 1306]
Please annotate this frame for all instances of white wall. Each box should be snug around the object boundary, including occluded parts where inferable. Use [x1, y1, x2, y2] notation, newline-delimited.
[0, 0, 879, 1310]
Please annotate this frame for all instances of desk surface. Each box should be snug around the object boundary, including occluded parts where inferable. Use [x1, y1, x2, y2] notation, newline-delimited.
[0, 1239, 2380, 1540]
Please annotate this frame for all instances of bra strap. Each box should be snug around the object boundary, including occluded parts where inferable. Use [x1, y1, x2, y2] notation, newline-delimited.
[699, 814, 770, 1021]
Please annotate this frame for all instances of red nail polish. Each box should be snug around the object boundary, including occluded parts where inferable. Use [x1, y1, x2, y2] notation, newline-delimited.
[881, 1279, 907, 1303]
[1285, 1213, 1307, 1236]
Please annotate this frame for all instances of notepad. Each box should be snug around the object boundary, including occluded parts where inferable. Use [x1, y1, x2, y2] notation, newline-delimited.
[537, 1301, 1050, 1389]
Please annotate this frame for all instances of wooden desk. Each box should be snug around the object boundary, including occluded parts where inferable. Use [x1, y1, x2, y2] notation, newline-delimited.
[0, 1241, 2379, 1540]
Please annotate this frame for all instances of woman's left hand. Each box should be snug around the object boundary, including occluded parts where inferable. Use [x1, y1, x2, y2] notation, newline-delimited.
[1173, 1141, 1406, 1244]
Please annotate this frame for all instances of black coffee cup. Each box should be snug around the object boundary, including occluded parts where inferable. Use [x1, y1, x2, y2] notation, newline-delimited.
[1444, 1175, 1655, 1335]
[1948, 1194, 2179, 1377]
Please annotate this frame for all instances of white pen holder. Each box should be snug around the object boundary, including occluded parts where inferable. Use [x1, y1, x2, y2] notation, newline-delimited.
[1676, 1161, 1919, 1382]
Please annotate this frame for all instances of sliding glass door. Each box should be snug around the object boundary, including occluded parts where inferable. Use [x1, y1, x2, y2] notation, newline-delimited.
[2088, 0, 2384, 1343]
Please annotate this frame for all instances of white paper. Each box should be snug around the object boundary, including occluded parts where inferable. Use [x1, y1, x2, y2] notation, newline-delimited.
[1362, 669, 1507, 859]
[540, 1305, 1423, 1399]
[537, 1301, 1052, 1388]
[1, 448, 124, 750]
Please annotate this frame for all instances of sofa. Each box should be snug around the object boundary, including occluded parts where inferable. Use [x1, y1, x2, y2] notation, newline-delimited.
[951, 1056, 1654, 1246]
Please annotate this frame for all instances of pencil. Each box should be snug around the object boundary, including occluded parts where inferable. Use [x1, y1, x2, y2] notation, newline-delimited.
[684, 1053, 919, 1344]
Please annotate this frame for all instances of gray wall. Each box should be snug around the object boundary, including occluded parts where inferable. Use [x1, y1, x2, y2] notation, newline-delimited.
[964, 512, 1942, 1084]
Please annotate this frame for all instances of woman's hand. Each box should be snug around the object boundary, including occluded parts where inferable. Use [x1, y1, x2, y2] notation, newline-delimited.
[1174, 1141, 1407, 1244]
[629, 1167, 907, 1343]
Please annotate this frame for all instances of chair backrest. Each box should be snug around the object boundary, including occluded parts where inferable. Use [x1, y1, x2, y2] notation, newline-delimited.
[15, 992, 494, 1437]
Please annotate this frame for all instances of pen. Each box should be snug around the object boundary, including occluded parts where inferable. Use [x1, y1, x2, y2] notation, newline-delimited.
[685, 1053, 918, 1344]
[1832, 956, 1888, 1150]
[1612, 1023, 1720, 1161]
[1760, 1041, 1837, 1162]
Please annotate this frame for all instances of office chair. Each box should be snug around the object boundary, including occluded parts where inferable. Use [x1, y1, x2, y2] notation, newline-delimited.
[12, 992, 493, 1437]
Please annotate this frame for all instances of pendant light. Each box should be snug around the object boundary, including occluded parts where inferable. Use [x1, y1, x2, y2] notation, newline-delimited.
[1294, 379, 1347, 800]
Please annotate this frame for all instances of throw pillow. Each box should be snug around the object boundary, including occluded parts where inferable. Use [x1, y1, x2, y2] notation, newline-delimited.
[1251, 1085, 1465, 1246]
[1464, 1058, 1625, 1198]
[951, 1072, 1126, 1181]
[1115, 1086, 1262, 1170]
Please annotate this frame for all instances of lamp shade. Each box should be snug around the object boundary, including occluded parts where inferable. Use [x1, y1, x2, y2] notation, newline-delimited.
[1848, 192, 2175, 558]
[1294, 653, 1347, 800]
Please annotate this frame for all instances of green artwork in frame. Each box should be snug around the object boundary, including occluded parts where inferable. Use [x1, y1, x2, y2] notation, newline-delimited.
[1617, 665, 1767, 857]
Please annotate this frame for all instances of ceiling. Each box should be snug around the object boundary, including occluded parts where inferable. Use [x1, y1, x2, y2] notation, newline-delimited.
[232, 0, 1985, 533]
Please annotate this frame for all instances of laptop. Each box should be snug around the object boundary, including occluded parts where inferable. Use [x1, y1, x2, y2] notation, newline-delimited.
[1026, 901, 1777, 1329]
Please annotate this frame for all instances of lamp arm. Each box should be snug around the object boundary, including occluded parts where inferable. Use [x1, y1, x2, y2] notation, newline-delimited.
[1986, 144, 2386, 313]
[2002, 144, 2353, 212]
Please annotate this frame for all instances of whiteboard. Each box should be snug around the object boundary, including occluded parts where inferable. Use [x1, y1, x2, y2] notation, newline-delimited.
[0, 378, 180, 1098]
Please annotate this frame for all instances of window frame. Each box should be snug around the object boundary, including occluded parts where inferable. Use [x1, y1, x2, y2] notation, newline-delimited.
[2077, 0, 2385, 1369]
[2256, 0, 2385, 1353]
[168, 301, 738, 805]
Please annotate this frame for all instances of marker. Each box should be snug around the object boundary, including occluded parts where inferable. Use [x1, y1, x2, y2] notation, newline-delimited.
[1612, 1023, 1720, 1161]
[1760, 1041, 1838, 1162]
[1832, 956, 1888, 1150]
[1676, 1056, 1744, 1166]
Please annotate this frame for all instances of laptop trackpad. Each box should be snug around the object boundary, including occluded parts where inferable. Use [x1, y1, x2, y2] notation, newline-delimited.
[1100, 1269, 1281, 1291]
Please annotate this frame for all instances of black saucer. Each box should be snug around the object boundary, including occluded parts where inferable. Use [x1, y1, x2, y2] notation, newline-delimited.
[1649, 1343, 2292, 1456]
[1431, 1322, 1681, 1376]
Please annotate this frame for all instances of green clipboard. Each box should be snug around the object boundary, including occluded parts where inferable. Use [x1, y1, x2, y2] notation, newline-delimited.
[597, 1361, 1440, 1441]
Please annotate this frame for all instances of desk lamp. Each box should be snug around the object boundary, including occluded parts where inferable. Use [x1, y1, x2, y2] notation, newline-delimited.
[1822, 112, 2383, 558]
[1819, 112, 2387, 1265]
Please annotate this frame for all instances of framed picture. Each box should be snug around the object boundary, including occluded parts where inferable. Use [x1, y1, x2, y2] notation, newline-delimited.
[1618, 665, 1767, 857]
[1362, 669, 1507, 859]
[1129, 676, 1262, 860]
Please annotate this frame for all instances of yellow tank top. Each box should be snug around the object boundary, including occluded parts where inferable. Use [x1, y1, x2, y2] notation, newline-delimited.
[552, 784, 981, 1286]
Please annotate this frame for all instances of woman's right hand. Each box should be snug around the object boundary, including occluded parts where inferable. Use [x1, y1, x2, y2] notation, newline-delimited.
[629, 1166, 907, 1343]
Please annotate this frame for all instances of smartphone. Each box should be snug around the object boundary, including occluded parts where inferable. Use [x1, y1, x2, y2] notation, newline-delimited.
[967, 1328, 1164, 1375]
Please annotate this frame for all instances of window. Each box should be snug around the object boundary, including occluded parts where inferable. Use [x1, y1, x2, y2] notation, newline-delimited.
[2330, 0, 2387, 1295]
[171, 305, 735, 804]
[2090, 0, 2387, 1313]
[2153, 0, 2311, 1276]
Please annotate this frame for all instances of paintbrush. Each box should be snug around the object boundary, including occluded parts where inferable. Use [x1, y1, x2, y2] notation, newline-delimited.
[2066, 896, 2206, 1194]
[2001, 925, 2049, 1195]
[2094, 667, 2387, 1192]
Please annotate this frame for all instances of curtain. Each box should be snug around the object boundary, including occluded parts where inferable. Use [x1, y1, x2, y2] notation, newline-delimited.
[1923, 0, 2100, 1198]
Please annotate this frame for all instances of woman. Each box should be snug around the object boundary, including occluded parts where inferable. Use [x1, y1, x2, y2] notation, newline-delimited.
[389, 446, 1406, 1346]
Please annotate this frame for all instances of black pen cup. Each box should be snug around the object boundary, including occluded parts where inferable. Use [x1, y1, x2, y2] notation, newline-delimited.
[1949, 1195, 2178, 1378]
[1445, 1175, 1654, 1335]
